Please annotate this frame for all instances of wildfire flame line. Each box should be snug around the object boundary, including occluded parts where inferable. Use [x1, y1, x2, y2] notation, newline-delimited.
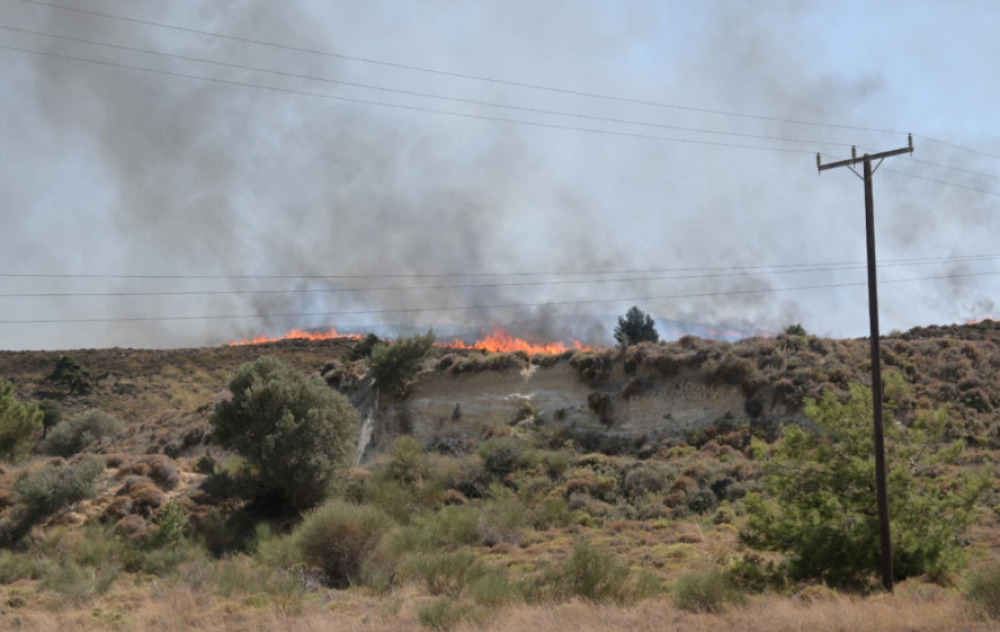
[440, 326, 593, 355]
[228, 327, 362, 346]
[227, 325, 593, 354]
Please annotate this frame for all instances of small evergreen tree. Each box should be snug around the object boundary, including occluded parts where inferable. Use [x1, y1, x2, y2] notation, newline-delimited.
[784, 323, 807, 336]
[0, 380, 43, 462]
[44, 355, 99, 395]
[741, 384, 984, 588]
[210, 356, 358, 511]
[614, 306, 659, 347]
[368, 331, 436, 398]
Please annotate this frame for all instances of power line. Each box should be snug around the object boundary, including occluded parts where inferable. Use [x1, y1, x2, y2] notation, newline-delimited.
[9, 0, 905, 138]
[3, 257, 999, 298]
[882, 167, 1000, 197]
[0, 24, 853, 149]
[905, 157, 1000, 181]
[6, 39, 995, 196]
[0, 43, 817, 156]
[6, 30, 996, 192]
[2, 253, 998, 281]
[11, 2, 1000, 178]
[915, 134, 1000, 163]
[1, 270, 997, 325]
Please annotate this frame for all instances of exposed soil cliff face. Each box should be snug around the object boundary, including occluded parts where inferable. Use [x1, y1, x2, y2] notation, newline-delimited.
[363, 359, 799, 461]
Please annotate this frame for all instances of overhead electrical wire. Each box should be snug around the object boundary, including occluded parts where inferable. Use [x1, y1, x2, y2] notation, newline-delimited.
[2, 256, 1000, 298]
[3, 35, 996, 195]
[0, 44, 819, 156]
[1, 269, 997, 325]
[7, 1, 1000, 170]
[882, 168, 1000, 197]
[915, 134, 1000, 164]
[2, 254, 998, 282]
[0, 24, 853, 149]
[904, 157, 1000, 181]
[3, 0, 910, 137]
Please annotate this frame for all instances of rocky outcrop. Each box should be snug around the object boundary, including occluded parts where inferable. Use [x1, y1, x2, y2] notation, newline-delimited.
[357, 357, 800, 463]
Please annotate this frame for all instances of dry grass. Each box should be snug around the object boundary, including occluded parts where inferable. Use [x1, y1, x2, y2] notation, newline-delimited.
[2, 588, 989, 632]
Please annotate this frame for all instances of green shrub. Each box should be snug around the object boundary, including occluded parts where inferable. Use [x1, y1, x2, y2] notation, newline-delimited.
[210, 356, 358, 511]
[407, 550, 487, 597]
[0, 550, 51, 584]
[41, 560, 118, 605]
[469, 568, 523, 606]
[294, 501, 393, 588]
[477, 497, 529, 546]
[968, 562, 1000, 620]
[633, 568, 667, 600]
[672, 568, 745, 613]
[15, 457, 104, 522]
[42, 409, 121, 457]
[727, 553, 784, 593]
[623, 465, 671, 500]
[478, 437, 524, 478]
[395, 506, 481, 552]
[545, 451, 572, 478]
[560, 542, 631, 603]
[197, 556, 307, 614]
[368, 331, 436, 398]
[531, 497, 573, 529]
[0, 380, 43, 463]
[362, 473, 441, 525]
[126, 541, 202, 577]
[252, 524, 300, 569]
[416, 598, 485, 631]
[742, 385, 985, 588]
[146, 502, 189, 549]
[385, 435, 430, 485]
[687, 489, 718, 514]
[347, 333, 382, 361]
[37, 399, 61, 436]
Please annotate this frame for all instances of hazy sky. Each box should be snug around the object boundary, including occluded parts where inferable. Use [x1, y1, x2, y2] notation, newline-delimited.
[0, 0, 997, 350]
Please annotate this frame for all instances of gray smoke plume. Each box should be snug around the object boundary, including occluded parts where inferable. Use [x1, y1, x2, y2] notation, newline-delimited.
[0, 1, 996, 350]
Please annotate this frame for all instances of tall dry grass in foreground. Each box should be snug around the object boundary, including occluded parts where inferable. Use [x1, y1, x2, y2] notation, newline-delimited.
[5, 587, 992, 632]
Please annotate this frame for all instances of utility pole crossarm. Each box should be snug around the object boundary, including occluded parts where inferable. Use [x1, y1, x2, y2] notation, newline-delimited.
[817, 134, 914, 173]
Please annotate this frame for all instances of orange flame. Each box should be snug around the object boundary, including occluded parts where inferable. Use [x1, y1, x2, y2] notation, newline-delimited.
[440, 326, 594, 355]
[228, 327, 362, 346]
[967, 317, 997, 325]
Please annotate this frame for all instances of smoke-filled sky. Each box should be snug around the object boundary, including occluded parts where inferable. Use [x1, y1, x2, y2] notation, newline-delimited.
[0, 0, 997, 350]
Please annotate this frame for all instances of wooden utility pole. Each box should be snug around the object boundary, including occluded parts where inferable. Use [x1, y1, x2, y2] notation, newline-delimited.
[816, 135, 913, 593]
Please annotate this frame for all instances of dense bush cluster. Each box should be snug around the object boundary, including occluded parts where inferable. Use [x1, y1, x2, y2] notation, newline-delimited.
[13, 457, 104, 527]
[42, 409, 121, 457]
